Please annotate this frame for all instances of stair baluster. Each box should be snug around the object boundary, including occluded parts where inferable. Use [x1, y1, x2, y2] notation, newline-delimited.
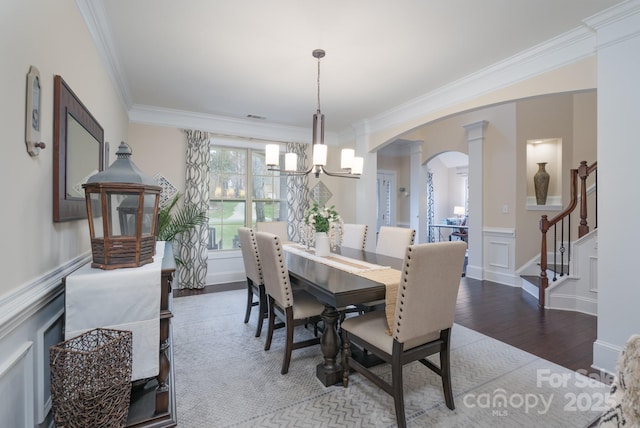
[539, 161, 597, 307]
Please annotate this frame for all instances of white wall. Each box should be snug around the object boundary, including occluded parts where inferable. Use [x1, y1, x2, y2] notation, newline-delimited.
[0, 1, 128, 426]
[1, 0, 128, 296]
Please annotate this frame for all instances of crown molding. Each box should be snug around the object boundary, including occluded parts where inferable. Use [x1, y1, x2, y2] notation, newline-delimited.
[76, 0, 133, 110]
[366, 25, 599, 136]
[128, 104, 346, 145]
[583, 0, 640, 49]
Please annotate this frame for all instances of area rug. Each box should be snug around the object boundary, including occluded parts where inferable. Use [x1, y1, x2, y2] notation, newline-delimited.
[172, 289, 608, 427]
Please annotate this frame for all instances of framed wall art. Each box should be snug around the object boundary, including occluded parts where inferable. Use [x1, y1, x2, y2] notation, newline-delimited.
[25, 65, 45, 156]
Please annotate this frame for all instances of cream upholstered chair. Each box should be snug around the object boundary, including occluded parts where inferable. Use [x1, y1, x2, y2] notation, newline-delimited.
[341, 241, 467, 428]
[256, 221, 289, 242]
[255, 231, 324, 374]
[237, 227, 267, 337]
[375, 226, 416, 259]
[341, 224, 368, 250]
[359, 226, 416, 311]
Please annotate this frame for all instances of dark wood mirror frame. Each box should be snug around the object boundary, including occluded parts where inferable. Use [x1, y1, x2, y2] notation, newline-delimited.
[53, 75, 104, 222]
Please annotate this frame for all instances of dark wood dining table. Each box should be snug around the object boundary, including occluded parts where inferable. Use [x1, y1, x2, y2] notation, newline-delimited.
[285, 246, 403, 386]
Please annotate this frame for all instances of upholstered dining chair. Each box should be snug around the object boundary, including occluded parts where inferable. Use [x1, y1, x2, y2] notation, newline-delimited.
[255, 231, 324, 374]
[256, 221, 289, 242]
[358, 226, 416, 312]
[375, 226, 416, 259]
[341, 223, 368, 250]
[341, 241, 467, 428]
[237, 227, 267, 337]
[449, 216, 468, 242]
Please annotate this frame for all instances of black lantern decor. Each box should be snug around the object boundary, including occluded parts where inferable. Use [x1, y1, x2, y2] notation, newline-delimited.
[83, 142, 161, 269]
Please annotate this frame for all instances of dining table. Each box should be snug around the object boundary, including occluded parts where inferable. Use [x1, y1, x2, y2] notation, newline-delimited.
[284, 244, 403, 386]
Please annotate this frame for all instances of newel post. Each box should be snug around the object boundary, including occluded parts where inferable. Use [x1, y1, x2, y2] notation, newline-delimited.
[539, 215, 550, 308]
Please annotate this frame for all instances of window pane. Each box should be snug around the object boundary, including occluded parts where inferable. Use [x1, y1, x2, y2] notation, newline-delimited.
[208, 200, 245, 250]
[252, 201, 282, 224]
[210, 148, 246, 199]
[221, 174, 246, 198]
[251, 151, 269, 176]
[209, 144, 288, 251]
[252, 176, 281, 199]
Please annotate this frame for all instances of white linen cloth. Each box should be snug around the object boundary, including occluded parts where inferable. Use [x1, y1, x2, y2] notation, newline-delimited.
[65, 241, 165, 381]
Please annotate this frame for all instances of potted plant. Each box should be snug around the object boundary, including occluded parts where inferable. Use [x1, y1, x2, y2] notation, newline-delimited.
[303, 203, 343, 255]
[156, 193, 208, 265]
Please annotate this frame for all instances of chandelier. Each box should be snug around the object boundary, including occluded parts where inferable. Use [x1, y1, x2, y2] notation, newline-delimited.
[265, 49, 363, 178]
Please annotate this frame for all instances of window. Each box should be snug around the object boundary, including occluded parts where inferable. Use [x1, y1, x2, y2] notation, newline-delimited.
[208, 144, 287, 250]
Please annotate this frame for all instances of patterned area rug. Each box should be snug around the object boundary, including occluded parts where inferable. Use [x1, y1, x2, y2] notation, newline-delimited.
[172, 290, 608, 427]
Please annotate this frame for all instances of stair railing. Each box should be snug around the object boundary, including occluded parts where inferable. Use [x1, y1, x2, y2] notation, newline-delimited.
[538, 161, 597, 307]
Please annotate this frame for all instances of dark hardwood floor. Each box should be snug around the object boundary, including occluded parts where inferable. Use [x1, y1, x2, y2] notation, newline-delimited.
[175, 276, 611, 383]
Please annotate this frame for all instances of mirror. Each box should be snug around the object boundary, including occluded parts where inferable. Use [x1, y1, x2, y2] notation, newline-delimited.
[53, 75, 104, 222]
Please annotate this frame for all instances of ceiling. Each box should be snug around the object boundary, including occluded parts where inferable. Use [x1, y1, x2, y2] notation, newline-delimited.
[85, 0, 620, 135]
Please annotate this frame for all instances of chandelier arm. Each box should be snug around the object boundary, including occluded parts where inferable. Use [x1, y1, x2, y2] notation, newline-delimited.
[320, 166, 360, 179]
[268, 165, 315, 176]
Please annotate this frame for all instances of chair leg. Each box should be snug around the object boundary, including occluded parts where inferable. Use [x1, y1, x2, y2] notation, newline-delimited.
[440, 344, 455, 410]
[254, 285, 266, 337]
[392, 342, 407, 428]
[244, 279, 253, 324]
[281, 307, 295, 375]
[264, 297, 275, 352]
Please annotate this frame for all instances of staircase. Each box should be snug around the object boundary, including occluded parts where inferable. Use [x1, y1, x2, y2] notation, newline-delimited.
[520, 229, 598, 315]
[533, 161, 598, 309]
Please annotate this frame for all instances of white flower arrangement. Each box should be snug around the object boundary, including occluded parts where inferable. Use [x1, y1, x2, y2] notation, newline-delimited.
[303, 203, 343, 250]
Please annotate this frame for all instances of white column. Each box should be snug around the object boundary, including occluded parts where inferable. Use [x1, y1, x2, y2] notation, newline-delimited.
[588, 1, 640, 374]
[463, 120, 487, 280]
[409, 142, 427, 243]
[354, 122, 378, 252]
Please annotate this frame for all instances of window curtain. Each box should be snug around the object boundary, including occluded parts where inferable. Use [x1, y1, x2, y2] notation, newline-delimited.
[286, 142, 310, 242]
[427, 170, 435, 242]
[180, 129, 211, 289]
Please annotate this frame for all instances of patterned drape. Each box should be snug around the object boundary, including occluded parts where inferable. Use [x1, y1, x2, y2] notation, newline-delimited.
[180, 129, 211, 289]
[427, 170, 435, 242]
[286, 142, 310, 242]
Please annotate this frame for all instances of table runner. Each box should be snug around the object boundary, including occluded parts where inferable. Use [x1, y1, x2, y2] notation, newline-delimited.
[284, 244, 400, 334]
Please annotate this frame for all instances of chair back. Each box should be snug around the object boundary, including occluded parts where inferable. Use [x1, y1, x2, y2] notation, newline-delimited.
[458, 216, 468, 233]
[341, 224, 367, 250]
[237, 227, 263, 286]
[256, 221, 289, 241]
[392, 241, 467, 344]
[255, 231, 293, 309]
[375, 226, 415, 259]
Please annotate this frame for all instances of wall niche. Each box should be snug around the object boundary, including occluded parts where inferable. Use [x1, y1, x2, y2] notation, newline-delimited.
[526, 138, 562, 210]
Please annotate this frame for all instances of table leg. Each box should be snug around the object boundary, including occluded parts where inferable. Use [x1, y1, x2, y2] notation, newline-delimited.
[315, 304, 343, 386]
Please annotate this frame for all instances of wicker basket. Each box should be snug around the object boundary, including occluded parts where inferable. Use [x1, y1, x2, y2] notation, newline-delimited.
[50, 328, 133, 428]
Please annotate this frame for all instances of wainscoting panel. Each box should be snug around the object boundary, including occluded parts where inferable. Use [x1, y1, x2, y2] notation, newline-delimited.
[36, 308, 64, 423]
[0, 342, 34, 427]
[205, 250, 245, 286]
[483, 227, 518, 286]
[0, 253, 83, 427]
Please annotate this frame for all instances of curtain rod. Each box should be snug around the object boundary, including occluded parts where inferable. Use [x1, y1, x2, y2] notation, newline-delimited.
[209, 133, 303, 146]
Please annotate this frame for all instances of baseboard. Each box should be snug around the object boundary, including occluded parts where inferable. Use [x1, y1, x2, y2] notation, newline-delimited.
[484, 269, 520, 287]
[593, 339, 623, 374]
[465, 264, 483, 280]
[547, 293, 597, 316]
